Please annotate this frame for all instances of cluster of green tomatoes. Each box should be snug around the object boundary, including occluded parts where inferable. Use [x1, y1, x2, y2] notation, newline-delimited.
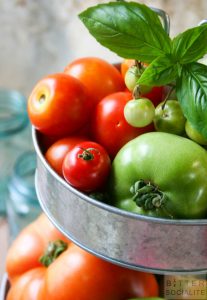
[124, 62, 207, 146]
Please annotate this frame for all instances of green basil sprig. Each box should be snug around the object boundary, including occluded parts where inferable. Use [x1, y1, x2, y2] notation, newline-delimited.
[79, 1, 207, 138]
[176, 62, 207, 138]
[79, 2, 171, 63]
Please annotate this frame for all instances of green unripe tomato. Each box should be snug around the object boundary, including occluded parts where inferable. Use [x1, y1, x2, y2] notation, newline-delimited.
[154, 100, 186, 135]
[124, 98, 155, 128]
[185, 120, 207, 145]
[124, 66, 152, 94]
[109, 132, 207, 219]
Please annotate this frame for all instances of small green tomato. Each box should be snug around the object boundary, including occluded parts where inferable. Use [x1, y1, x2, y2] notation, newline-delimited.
[124, 66, 152, 94]
[154, 100, 186, 135]
[185, 120, 207, 145]
[124, 98, 155, 128]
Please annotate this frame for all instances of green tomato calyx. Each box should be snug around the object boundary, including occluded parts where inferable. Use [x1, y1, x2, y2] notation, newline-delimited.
[39, 240, 68, 267]
[78, 147, 98, 161]
[130, 180, 167, 210]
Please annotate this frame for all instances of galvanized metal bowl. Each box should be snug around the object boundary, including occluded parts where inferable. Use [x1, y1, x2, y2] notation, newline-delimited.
[33, 128, 207, 275]
[0, 275, 9, 300]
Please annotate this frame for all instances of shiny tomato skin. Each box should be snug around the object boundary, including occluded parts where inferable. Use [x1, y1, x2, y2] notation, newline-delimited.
[6, 214, 159, 300]
[143, 86, 164, 107]
[63, 141, 111, 192]
[6, 214, 68, 283]
[45, 136, 88, 176]
[38, 243, 159, 300]
[6, 268, 45, 300]
[64, 57, 125, 106]
[90, 92, 154, 158]
[28, 73, 92, 137]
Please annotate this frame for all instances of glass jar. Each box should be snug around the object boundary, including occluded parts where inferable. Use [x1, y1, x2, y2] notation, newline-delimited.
[0, 89, 29, 215]
[6, 151, 41, 239]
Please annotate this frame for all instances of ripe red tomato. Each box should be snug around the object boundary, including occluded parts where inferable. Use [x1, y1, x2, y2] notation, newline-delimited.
[63, 141, 111, 192]
[28, 73, 92, 137]
[90, 92, 154, 158]
[64, 57, 125, 106]
[45, 136, 88, 176]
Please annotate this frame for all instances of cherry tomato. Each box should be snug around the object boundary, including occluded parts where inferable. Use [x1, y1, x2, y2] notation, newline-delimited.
[90, 92, 154, 158]
[28, 73, 92, 137]
[154, 100, 186, 135]
[63, 141, 111, 192]
[121, 59, 164, 106]
[185, 120, 207, 145]
[45, 136, 88, 176]
[125, 66, 152, 95]
[124, 98, 155, 128]
[64, 57, 125, 106]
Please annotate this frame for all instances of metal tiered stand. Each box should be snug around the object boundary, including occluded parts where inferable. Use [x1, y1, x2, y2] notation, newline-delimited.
[2, 10, 207, 300]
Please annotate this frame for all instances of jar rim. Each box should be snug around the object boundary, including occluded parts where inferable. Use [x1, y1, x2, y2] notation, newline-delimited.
[0, 89, 28, 137]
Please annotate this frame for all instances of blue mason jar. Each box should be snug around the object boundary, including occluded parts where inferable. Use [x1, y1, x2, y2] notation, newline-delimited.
[0, 89, 30, 215]
[7, 151, 41, 239]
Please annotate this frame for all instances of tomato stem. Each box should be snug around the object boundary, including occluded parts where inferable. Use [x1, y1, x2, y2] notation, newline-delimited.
[162, 85, 176, 109]
[78, 147, 99, 161]
[39, 240, 68, 267]
[130, 180, 167, 210]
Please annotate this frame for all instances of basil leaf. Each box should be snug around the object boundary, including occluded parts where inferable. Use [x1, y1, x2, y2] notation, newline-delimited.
[79, 2, 171, 63]
[176, 62, 207, 138]
[172, 24, 207, 64]
[138, 55, 178, 86]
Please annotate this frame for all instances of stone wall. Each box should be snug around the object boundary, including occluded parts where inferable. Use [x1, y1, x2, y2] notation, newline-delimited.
[0, 0, 206, 96]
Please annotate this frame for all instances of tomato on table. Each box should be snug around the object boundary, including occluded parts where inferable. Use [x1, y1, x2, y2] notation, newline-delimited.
[63, 141, 111, 192]
[90, 91, 154, 158]
[64, 57, 125, 106]
[28, 73, 92, 137]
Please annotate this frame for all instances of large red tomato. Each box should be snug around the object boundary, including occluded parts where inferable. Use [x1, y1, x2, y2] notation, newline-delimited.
[28, 73, 92, 137]
[45, 136, 88, 176]
[90, 92, 154, 158]
[64, 57, 125, 106]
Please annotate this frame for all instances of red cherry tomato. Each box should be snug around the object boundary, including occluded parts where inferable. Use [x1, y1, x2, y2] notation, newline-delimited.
[45, 136, 88, 176]
[28, 73, 92, 137]
[90, 92, 154, 158]
[64, 57, 125, 106]
[63, 141, 111, 192]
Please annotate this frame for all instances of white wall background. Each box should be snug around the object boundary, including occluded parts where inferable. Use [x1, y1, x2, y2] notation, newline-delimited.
[0, 0, 207, 97]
